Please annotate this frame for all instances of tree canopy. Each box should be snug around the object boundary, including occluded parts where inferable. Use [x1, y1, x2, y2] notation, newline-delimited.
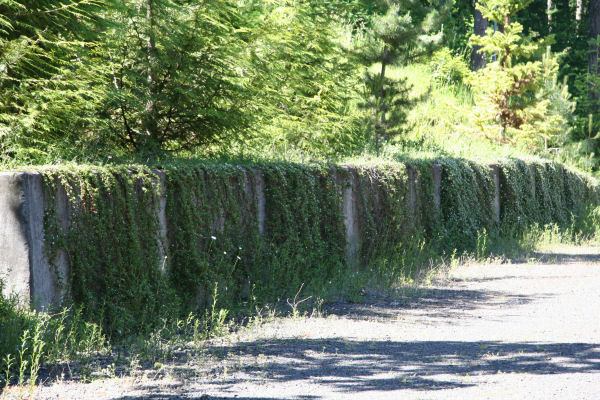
[1, 0, 599, 168]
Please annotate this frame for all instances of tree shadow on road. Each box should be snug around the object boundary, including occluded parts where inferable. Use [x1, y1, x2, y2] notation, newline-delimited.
[35, 286, 539, 397]
[529, 251, 600, 264]
[323, 286, 535, 321]
[203, 339, 600, 390]
[117, 338, 600, 399]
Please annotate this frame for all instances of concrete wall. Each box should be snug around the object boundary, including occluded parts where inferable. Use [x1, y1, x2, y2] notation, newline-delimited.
[0, 172, 33, 303]
[0, 172, 71, 309]
[0, 164, 506, 309]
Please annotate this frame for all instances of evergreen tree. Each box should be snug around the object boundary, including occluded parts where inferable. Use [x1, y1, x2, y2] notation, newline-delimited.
[96, 0, 251, 153]
[356, 0, 448, 154]
[237, 0, 366, 158]
[0, 0, 108, 163]
[470, 0, 574, 150]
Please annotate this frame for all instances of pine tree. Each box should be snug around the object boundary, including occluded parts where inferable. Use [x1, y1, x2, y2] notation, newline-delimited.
[0, 0, 108, 163]
[96, 0, 251, 153]
[237, 0, 366, 158]
[469, 0, 573, 150]
[356, 0, 447, 154]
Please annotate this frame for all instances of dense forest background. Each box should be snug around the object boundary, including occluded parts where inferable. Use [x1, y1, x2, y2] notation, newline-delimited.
[2, 0, 600, 171]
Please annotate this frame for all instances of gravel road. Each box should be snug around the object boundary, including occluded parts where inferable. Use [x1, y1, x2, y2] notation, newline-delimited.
[13, 246, 600, 399]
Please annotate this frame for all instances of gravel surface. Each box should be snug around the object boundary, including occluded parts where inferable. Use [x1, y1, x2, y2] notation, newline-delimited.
[8, 246, 600, 399]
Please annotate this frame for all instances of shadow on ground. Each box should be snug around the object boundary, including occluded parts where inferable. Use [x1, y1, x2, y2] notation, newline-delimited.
[116, 339, 600, 399]
[207, 339, 600, 381]
[116, 397, 301, 400]
[324, 286, 535, 321]
[35, 285, 538, 393]
[530, 251, 600, 264]
[46, 249, 600, 399]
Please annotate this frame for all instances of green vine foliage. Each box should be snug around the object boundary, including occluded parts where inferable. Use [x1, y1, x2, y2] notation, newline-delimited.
[40, 158, 600, 336]
[437, 159, 495, 252]
[42, 166, 177, 336]
[260, 164, 346, 297]
[498, 159, 599, 239]
[497, 158, 538, 234]
[165, 164, 261, 312]
[348, 163, 412, 262]
[165, 162, 346, 314]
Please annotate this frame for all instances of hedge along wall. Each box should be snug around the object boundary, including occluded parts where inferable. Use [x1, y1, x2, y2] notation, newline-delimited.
[0, 159, 598, 335]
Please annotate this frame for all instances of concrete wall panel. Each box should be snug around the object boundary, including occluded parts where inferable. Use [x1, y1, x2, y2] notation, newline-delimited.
[0, 172, 31, 303]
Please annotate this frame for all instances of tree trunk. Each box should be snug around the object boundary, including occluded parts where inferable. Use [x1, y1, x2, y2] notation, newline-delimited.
[472, 2, 487, 70]
[499, 15, 509, 33]
[499, 16, 511, 68]
[547, 0, 552, 28]
[377, 45, 388, 156]
[589, 0, 600, 114]
[142, 0, 159, 147]
[576, 0, 582, 22]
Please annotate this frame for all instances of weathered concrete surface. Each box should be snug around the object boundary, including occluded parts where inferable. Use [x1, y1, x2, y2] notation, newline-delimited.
[528, 164, 537, 201]
[490, 164, 501, 225]
[0, 172, 69, 309]
[151, 170, 169, 272]
[0, 172, 31, 303]
[211, 208, 226, 234]
[254, 169, 266, 237]
[47, 182, 70, 307]
[20, 174, 48, 308]
[341, 169, 360, 267]
[433, 164, 442, 209]
[407, 165, 418, 219]
[242, 168, 266, 237]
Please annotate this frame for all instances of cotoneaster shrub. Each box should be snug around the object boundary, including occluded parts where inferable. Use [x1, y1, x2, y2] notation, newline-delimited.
[38, 158, 599, 336]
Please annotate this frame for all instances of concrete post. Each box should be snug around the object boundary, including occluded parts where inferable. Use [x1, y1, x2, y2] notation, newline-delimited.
[151, 170, 169, 273]
[255, 169, 266, 237]
[0, 172, 32, 304]
[528, 164, 537, 201]
[243, 168, 266, 237]
[45, 179, 70, 307]
[490, 164, 501, 225]
[0, 172, 66, 309]
[407, 165, 418, 218]
[340, 168, 360, 266]
[432, 164, 442, 210]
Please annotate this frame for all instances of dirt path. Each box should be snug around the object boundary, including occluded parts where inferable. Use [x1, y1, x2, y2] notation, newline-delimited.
[21, 246, 600, 399]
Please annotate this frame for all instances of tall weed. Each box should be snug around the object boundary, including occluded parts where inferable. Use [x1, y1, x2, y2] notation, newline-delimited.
[0, 285, 107, 391]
